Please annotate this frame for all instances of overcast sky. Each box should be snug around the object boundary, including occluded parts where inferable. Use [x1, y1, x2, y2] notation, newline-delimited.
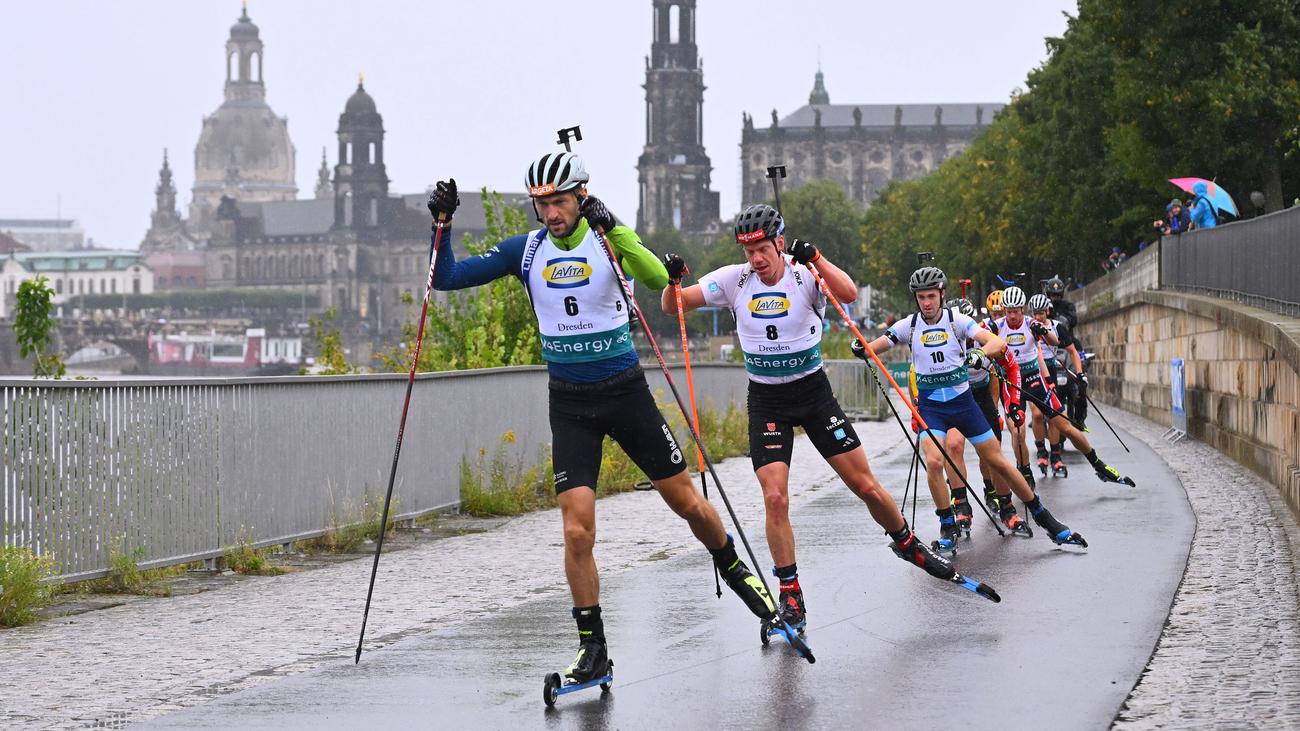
[0, 1, 1077, 249]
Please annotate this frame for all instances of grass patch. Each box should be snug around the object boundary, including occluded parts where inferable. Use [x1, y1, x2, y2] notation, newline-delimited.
[224, 534, 290, 576]
[83, 541, 185, 596]
[295, 493, 401, 554]
[458, 401, 750, 517]
[0, 546, 56, 627]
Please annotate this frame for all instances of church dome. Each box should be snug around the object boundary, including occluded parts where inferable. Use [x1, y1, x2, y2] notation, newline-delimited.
[194, 100, 296, 190]
[229, 7, 259, 41]
[345, 82, 377, 116]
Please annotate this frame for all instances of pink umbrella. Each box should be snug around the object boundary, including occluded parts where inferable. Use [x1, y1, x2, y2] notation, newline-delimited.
[1168, 177, 1238, 216]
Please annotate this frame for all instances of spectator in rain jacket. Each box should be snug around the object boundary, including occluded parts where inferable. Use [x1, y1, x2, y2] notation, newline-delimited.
[1154, 199, 1190, 235]
[1188, 182, 1218, 229]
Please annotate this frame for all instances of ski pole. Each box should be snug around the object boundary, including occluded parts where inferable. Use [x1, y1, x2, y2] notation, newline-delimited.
[763, 164, 1002, 536]
[674, 281, 723, 599]
[1058, 369, 1130, 452]
[998, 374, 1088, 432]
[356, 212, 448, 663]
[860, 355, 1002, 534]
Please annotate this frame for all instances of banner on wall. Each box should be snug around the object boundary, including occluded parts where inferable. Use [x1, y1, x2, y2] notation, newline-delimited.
[1170, 358, 1187, 433]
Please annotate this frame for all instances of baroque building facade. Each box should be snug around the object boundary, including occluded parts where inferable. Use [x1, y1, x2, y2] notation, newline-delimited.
[740, 73, 1004, 208]
[635, 0, 720, 238]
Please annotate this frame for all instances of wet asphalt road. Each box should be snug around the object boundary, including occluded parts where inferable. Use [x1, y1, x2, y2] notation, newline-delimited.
[138, 424, 1192, 731]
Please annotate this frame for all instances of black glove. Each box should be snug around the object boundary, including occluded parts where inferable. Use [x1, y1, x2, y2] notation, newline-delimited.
[1029, 321, 1048, 339]
[784, 238, 821, 265]
[965, 348, 991, 371]
[579, 196, 617, 232]
[850, 338, 870, 363]
[663, 253, 688, 284]
[1076, 371, 1088, 387]
[427, 179, 459, 219]
[1006, 399, 1025, 427]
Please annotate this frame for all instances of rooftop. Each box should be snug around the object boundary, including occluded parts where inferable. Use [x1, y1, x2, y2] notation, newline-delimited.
[776, 103, 1005, 129]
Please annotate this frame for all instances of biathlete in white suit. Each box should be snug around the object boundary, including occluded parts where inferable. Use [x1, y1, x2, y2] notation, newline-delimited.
[664, 204, 971, 630]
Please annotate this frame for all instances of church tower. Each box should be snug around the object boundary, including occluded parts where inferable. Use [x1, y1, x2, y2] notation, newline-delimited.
[190, 4, 297, 239]
[333, 78, 389, 235]
[141, 150, 196, 252]
[636, 0, 719, 237]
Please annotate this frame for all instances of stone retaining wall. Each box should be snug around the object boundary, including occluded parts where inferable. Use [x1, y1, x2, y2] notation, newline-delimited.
[1076, 290, 1300, 520]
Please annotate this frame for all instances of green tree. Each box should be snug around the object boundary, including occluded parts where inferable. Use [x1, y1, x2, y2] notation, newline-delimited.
[13, 275, 65, 378]
[377, 189, 540, 372]
[303, 308, 356, 375]
[776, 180, 868, 277]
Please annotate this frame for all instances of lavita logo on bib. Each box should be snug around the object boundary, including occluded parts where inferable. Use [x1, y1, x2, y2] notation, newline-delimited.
[748, 292, 791, 319]
[543, 257, 592, 289]
[920, 329, 949, 347]
[1006, 332, 1027, 346]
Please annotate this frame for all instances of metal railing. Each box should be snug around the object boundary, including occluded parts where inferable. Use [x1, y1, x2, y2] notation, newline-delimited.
[1, 361, 879, 581]
[1160, 207, 1300, 317]
[1065, 241, 1162, 317]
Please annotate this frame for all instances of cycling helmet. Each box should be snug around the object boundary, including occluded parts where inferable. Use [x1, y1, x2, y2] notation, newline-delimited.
[986, 290, 1004, 315]
[1028, 293, 1051, 313]
[1044, 275, 1066, 297]
[954, 298, 977, 318]
[733, 204, 784, 244]
[1001, 286, 1027, 309]
[525, 152, 589, 197]
[909, 266, 947, 292]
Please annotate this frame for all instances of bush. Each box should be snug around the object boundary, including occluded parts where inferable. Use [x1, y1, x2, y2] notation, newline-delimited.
[224, 534, 289, 576]
[0, 546, 55, 627]
[295, 493, 400, 554]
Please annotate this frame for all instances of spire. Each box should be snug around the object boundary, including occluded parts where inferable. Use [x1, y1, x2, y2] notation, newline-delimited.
[225, 4, 265, 101]
[809, 68, 830, 106]
[315, 148, 333, 199]
[155, 149, 176, 213]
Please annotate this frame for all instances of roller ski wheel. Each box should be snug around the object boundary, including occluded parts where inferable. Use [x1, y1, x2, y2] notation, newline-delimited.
[543, 658, 614, 708]
[761, 616, 816, 663]
[999, 504, 1033, 538]
[1051, 459, 1067, 478]
[1095, 463, 1136, 487]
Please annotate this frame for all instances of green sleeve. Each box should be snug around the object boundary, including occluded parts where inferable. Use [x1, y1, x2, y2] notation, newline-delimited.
[606, 225, 668, 290]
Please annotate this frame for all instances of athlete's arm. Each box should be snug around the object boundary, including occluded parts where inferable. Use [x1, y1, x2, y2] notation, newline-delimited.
[971, 329, 1006, 360]
[809, 257, 857, 302]
[605, 226, 669, 290]
[866, 335, 893, 354]
[661, 283, 706, 315]
[1066, 342, 1083, 373]
[432, 232, 526, 290]
[1035, 321, 1060, 347]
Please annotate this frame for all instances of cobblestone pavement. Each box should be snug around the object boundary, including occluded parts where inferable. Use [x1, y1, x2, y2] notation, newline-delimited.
[0, 419, 904, 730]
[1110, 409, 1300, 730]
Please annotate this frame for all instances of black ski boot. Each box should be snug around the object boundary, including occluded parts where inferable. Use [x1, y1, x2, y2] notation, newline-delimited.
[1093, 459, 1136, 486]
[891, 531, 956, 581]
[933, 512, 961, 556]
[998, 497, 1033, 537]
[983, 484, 1001, 513]
[1051, 449, 1068, 478]
[777, 578, 807, 633]
[1028, 501, 1088, 547]
[720, 558, 778, 620]
[1017, 463, 1037, 489]
[564, 638, 610, 683]
[1036, 445, 1050, 477]
[952, 489, 973, 536]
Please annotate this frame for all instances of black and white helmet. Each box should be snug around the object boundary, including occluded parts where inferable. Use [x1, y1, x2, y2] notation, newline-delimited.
[733, 204, 784, 244]
[525, 152, 589, 198]
[954, 298, 977, 318]
[1001, 286, 1027, 309]
[1028, 294, 1052, 313]
[909, 266, 946, 292]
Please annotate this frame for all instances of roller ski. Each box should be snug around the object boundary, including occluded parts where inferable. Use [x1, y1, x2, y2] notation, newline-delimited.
[543, 640, 613, 707]
[723, 556, 814, 662]
[1028, 502, 1088, 548]
[1093, 460, 1136, 487]
[1051, 451, 1068, 478]
[931, 512, 961, 556]
[891, 532, 1001, 603]
[998, 499, 1033, 538]
[1036, 446, 1050, 478]
[952, 490, 973, 537]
